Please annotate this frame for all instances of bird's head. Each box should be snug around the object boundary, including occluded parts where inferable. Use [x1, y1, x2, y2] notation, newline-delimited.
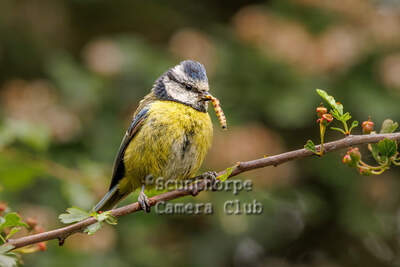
[153, 60, 213, 112]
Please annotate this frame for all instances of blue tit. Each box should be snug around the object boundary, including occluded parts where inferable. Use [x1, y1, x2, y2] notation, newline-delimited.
[94, 60, 218, 212]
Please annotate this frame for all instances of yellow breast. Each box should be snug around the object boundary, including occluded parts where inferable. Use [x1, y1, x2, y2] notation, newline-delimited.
[122, 100, 213, 191]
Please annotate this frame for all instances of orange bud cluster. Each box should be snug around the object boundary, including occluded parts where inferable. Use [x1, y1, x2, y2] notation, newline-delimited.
[316, 106, 328, 117]
[343, 147, 361, 167]
[317, 113, 333, 126]
[362, 118, 374, 134]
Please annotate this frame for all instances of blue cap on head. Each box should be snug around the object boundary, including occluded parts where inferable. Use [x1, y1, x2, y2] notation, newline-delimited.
[180, 60, 208, 82]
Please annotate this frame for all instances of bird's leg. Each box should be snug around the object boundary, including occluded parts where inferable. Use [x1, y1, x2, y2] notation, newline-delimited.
[200, 171, 218, 191]
[138, 185, 151, 213]
[189, 171, 217, 196]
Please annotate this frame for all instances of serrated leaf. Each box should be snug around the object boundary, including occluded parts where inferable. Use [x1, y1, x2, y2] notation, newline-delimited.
[0, 254, 17, 267]
[330, 109, 341, 120]
[0, 213, 28, 231]
[380, 119, 399, 134]
[217, 167, 234, 182]
[84, 222, 102, 235]
[316, 89, 343, 116]
[304, 140, 317, 153]
[5, 227, 21, 240]
[341, 112, 351, 122]
[59, 207, 90, 224]
[378, 138, 397, 159]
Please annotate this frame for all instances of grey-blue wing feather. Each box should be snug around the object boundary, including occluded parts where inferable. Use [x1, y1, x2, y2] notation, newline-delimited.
[108, 107, 149, 190]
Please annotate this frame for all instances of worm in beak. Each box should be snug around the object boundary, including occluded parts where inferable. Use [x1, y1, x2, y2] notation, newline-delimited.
[202, 92, 227, 130]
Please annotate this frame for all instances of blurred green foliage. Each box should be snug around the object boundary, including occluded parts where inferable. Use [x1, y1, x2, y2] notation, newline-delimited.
[1, 0, 400, 266]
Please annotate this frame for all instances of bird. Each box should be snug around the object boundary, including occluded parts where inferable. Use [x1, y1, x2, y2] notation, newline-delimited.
[94, 60, 220, 212]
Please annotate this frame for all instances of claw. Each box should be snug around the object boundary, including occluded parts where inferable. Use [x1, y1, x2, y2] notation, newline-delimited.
[138, 185, 151, 213]
[190, 184, 199, 196]
[201, 171, 218, 191]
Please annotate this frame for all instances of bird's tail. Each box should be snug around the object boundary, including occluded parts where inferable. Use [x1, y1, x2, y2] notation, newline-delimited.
[94, 185, 128, 212]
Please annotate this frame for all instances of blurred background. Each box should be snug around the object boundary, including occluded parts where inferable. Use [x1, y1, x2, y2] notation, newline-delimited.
[1, 0, 400, 266]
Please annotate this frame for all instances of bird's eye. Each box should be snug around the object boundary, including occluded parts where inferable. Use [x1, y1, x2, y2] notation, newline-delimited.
[185, 84, 193, 91]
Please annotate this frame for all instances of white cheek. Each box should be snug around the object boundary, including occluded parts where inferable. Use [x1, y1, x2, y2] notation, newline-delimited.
[166, 83, 197, 106]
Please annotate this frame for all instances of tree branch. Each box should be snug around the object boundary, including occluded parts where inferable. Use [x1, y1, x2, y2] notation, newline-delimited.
[6, 132, 400, 249]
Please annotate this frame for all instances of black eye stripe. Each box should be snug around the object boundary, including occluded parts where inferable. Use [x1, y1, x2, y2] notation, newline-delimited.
[167, 71, 179, 83]
[167, 71, 197, 92]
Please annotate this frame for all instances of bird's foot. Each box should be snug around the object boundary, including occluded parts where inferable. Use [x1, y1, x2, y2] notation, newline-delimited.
[138, 186, 151, 213]
[201, 171, 218, 191]
[190, 186, 199, 196]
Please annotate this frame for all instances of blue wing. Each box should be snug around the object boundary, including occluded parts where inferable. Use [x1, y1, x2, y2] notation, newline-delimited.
[108, 107, 149, 190]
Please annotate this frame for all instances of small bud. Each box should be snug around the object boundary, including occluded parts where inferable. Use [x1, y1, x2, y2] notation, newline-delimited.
[26, 217, 38, 229]
[362, 118, 374, 134]
[316, 106, 328, 118]
[348, 147, 361, 163]
[322, 113, 333, 123]
[342, 154, 352, 165]
[320, 113, 333, 126]
[37, 242, 47, 251]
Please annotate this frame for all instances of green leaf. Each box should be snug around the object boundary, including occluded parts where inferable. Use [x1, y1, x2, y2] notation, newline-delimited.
[377, 138, 397, 160]
[84, 222, 102, 235]
[316, 89, 343, 116]
[330, 127, 346, 134]
[341, 112, 351, 122]
[330, 109, 341, 120]
[105, 215, 118, 225]
[0, 245, 16, 267]
[5, 228, 21, 240]
[0, 245, 14, 254]
[304, 140, 317, 153]
[217, 166, 234, 182]
[371, 143, 380, 162]
[0, 213, 28, 231]
[59, 207, 90, 224]
[93, 211, 117, 225]
[0, 254, 17, 267]
[380, 119, 399, 134]
[349, 120, 359, 132]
